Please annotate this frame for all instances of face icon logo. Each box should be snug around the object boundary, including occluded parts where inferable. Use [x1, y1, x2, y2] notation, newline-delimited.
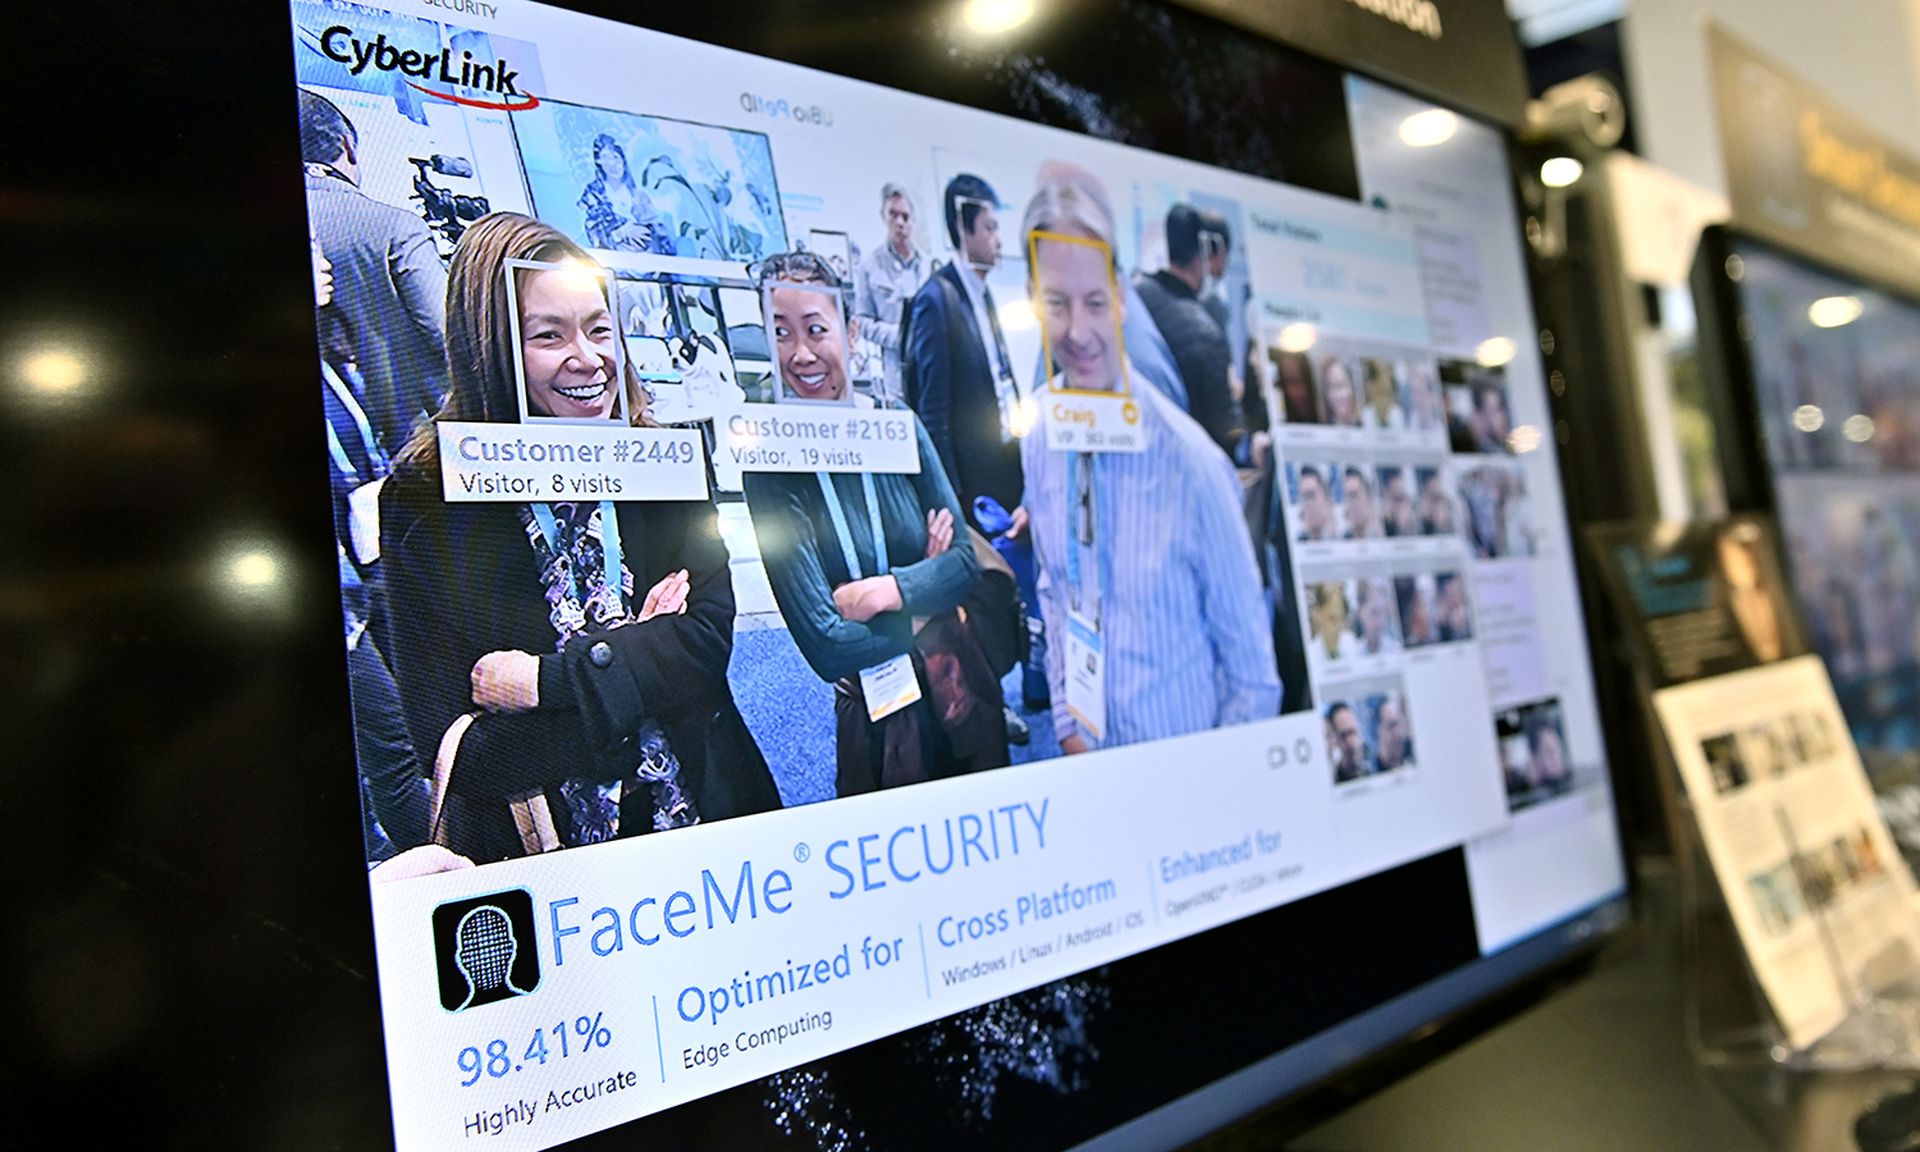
[434, 890, 541, 1012]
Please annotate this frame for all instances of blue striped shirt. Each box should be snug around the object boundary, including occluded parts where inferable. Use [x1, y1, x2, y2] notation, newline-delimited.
[1022, 377, 1280, 748]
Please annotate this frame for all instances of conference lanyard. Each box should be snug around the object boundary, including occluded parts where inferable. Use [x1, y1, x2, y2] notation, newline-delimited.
[816, 472, 889, 579]
[1066, 452, 1103, 627]
[530, 500, 625, 616]
[322, 361, 385, 479]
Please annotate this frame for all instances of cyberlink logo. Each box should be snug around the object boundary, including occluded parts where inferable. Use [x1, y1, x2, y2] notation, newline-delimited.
[319, 25, 540, 111]
[435, 889, 541, 1012]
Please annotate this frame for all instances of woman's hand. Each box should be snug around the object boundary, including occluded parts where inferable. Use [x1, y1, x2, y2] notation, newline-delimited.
[1060, 733, 1091, 755]
[638, 569, 690, 622]
[471, 650, 541, 712]
[924, 508, 954, 558]
[832, 575, 904, 623]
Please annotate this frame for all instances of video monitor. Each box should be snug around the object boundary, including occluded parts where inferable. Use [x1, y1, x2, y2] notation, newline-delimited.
[1695, 227, 1920, 874]
[293, 1, 1629, 1146]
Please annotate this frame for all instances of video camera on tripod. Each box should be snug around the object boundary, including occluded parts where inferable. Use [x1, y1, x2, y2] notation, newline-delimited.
[408, 154, 489, 247]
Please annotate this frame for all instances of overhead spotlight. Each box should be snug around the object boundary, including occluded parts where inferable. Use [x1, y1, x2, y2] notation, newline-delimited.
[228, 549, 280, 588]
[1808, 295, 1863, 328]
[1539, 156, 1584, 188]
[962, 0, 1035, 35]
[1842, 414, 1876, 443]
[997, 297, 1037, 333]
[1398, 109, 1458, 148]
[1475, 336, 1517, 368]
[1792, 404, 1825, 433]
[18, 345, 88, 398]
[1277, 323, 1317, 353]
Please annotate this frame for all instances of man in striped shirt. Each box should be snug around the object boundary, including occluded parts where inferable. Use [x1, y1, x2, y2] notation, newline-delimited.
[1018, 171, 1280, 754]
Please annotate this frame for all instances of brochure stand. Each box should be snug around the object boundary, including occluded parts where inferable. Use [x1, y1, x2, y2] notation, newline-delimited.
[1638, 661, 1783, 1068]
[1587, 517, 1920, 1075]
[1641, 663, 1920, 1074]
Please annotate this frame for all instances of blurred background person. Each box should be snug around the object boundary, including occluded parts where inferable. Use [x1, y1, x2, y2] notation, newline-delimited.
[1467, 378, 1512, 453]
[1319, 356, 1361, 427]
[1380, 467, 1419, 537]
[1273, 348, 1320, 424]
[1341, 466, 1382, 539]
[1308, 582, 1351, 664]
[1406, 361, 1443, 433]
[1295, 465, 1336, 542]
[1197, 210, 1236, 335]
[381, 213, 779, 861]
[1435, 572, 1473, 642]
[1376, 696, 1414, 772]
[1360, 360, 1404, 430]
[1418, 468, 1457, 535]
[1134, 203, 1241, 457]
[1398, 575, 1439, 646]
[1528, 716, 1571, 792]
[1354, 578, 1400, 656]
[1327, 702, 1373, 782]
[854, 182, 927, 406]
[299, 88, 447, 458]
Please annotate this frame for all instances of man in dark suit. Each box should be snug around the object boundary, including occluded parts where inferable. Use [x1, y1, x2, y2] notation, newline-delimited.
[1134, 203, 1241, 458]
[300, 88, 448, 458]
[904, 174, 1042, 722]
[904, 173, 1025, 539]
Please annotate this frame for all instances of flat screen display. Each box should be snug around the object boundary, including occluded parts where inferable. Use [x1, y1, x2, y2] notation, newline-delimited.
[292, 2, 1628, 1146]
[1718, 234, 1920, 871]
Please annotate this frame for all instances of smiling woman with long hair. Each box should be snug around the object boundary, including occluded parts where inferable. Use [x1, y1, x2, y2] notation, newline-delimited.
[382, 212, 778, 860]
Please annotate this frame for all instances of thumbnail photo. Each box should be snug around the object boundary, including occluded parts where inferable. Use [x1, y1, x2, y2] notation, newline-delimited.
[1285, 460, 1458, 544]
[1496, 697, 1574, 812]
[1268, 347, 1321, 425]
[1325, 680, 1416, 785]
[1414, 465, 1458, 536]
[1303, 575, 1403, 671]
[1295, 344, 1444, 437]
[1285, 461, 1341, 543]
[513, 98, 788, 262]
[1458, 461, 1537, 559]
[1790, 847, 1840, 911]
[1701, 732, 1751, 795]
[1747, 863, 1805, 937]
[1738, 721, 1792, 781]
[1442, 359, 1514, 455]
[1376, 464, 1421, 538]
[1393, 570, 1473, 648]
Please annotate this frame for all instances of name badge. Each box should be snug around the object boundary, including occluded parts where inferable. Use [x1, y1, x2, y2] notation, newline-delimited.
[1065, 610, 1106, 743]
[995, 373, 1020, 443]
[860, 652, 923, 723]
[346, 477, 384, 565]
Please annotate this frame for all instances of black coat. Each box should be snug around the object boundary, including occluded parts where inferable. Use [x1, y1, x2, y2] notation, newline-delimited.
[1134, 269, 1242, 457]
[380, 460, 780, 860]
[903, 262, 1025, 529]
